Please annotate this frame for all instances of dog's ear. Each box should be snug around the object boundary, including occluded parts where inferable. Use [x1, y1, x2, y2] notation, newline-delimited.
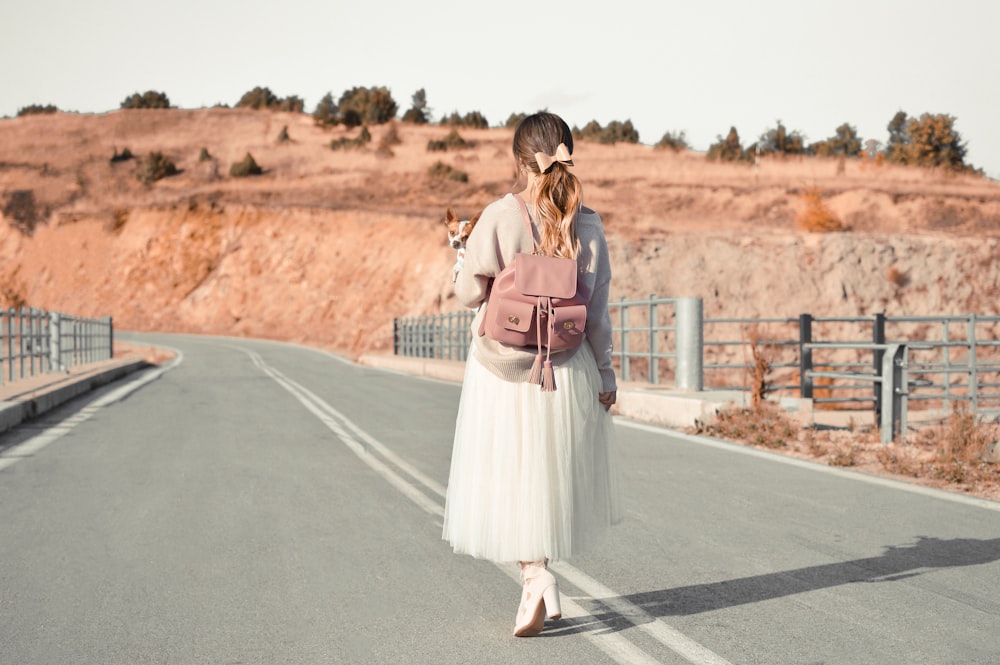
[444, 207, 459, 226]
[469, 210, 483, 225]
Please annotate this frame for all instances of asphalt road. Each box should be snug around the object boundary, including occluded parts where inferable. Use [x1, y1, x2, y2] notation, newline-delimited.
[1, 333, 999, 665]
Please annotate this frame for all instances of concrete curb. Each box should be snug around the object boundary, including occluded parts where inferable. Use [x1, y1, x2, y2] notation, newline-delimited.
[356, 353, 791, 429]
[0, 358, 150, 435]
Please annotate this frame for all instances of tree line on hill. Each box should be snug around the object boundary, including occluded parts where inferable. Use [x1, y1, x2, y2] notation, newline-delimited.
[13, 86, 978, 174]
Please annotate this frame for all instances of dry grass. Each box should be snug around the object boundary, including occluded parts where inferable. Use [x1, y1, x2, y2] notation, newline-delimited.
[691, 400, 1000, 501]
[694, 401, 797, 449]
[745, 325, 774, 409]
[797, 186, 845, 232]
[886, 265, 909, 288]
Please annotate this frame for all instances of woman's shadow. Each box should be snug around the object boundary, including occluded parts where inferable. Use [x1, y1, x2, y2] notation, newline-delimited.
[548, 536, 1000, 636]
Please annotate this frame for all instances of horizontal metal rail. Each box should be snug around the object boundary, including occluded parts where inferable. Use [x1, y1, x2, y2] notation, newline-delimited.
[392, 299, 1000, 417]
[1, 308, 114, 385]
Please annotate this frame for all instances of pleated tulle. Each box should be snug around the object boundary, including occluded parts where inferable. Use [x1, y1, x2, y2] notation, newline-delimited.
[442, 342, 622, 563]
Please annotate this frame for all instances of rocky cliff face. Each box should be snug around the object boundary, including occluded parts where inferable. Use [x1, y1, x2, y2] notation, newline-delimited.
[2, 109, 999, 358]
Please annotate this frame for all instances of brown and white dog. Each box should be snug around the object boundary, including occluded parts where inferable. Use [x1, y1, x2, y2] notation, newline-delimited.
[442, 207, 481, 282]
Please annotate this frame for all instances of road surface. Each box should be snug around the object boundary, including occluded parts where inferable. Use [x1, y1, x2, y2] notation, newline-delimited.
[1, 333, 999, 664]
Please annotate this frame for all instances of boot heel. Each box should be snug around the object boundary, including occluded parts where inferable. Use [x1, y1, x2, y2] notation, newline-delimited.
[543, 582, 562, 620]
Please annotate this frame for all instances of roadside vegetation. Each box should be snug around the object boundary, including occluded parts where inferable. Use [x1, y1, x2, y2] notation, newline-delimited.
[10, 83, 983, 175]
[692, 335, 1000, 499]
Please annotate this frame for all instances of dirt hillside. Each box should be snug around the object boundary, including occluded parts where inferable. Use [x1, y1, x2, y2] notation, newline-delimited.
[2, 109, 1000, 358]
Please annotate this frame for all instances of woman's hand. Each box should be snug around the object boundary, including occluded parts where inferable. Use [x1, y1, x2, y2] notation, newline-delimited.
[598, 391, 617, 411]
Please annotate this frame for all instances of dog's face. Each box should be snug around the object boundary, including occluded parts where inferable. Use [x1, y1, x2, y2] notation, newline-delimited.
[442, 207, 480, 249]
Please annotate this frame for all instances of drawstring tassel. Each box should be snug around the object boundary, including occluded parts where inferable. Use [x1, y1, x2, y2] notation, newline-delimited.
[529, 352, 544, 385]
[541, 360, 557, 392]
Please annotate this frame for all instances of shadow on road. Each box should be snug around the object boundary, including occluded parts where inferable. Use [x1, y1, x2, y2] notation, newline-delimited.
[547, 536, 1000, 636]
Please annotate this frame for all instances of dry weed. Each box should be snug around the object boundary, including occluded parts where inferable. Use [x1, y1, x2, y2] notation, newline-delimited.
[915, 406, 1000, 486]
[886, 265, 909, 288]
[744, 325, 773, 409]
[694, 401, 795, 449]
[796, 186, 844, 232]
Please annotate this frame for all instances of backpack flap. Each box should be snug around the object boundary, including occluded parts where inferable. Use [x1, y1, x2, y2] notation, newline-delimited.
[495, 298, 535, 333]
[513, 253, 577, 299]
[548, 303, 587, 347]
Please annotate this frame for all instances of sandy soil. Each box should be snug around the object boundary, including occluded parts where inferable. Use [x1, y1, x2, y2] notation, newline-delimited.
[3, 108, 1000, 499]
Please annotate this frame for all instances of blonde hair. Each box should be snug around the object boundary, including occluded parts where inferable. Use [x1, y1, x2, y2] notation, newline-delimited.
[513, 113, 582, 259]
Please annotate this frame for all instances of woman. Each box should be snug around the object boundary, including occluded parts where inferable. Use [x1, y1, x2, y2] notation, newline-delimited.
[442, 112, 622, 637]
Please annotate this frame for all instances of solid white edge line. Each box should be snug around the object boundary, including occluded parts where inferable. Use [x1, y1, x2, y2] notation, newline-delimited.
[0, 346, 184, 472]
[238, 344, 734, 665]
[492, 563, 665, 665]
[552, 562, 735, 665]
[616, 417, 1000, 513]
[242, 349, 445, 518]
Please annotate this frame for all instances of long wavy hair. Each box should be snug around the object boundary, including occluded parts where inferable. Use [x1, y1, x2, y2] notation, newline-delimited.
[513, 112, 582, 259]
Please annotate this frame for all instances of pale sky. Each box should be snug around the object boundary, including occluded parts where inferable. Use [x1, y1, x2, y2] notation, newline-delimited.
[2, 0, 999, 179]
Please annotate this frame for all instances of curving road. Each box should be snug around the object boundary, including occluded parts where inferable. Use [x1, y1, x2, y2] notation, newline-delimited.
[1, 333, 999, 665]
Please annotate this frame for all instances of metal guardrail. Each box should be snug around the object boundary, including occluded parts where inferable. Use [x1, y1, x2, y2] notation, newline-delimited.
[1, 307, 114, 385]
[392, 298, 1000, 418]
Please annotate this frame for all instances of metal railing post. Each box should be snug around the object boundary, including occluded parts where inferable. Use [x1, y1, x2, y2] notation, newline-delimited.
[880, 343, 907, 444]
[798, 313, 813, 398]
[619, 297, 630, 383]
[649, 295, 658, 385]
[675, 297, 703, 391]
[873, 312, 886, 426]
[968, 313, 978, 413]
[49, 311, 62, 372]
[942, 319, 952, 411]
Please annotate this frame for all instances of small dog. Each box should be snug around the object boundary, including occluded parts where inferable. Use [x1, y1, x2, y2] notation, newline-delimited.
[442, 206, 481, 282]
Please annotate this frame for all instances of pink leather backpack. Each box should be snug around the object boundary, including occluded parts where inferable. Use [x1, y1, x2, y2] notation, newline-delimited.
[479, 195, 589, 391]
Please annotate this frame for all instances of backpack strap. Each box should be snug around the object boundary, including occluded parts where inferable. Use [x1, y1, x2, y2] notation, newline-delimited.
[512, 194, 538, 251]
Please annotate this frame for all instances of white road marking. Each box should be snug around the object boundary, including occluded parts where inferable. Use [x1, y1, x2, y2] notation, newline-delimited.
[243, 345, 734, 665]
[0, 348, 184, 473]
[618, 418, 1000, 513]
[240, 349, 445, 516]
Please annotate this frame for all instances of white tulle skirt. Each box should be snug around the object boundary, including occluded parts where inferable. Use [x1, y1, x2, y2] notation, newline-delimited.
[442, 342, 622, 563]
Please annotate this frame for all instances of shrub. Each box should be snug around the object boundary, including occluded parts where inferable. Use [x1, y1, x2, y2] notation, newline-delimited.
[693, 401, 795, 449]
[230, 153, 263, 177]
[276, 125, 290, 143]
[2, 190, 40, 236]
[136, 151, 179, 185]
[198, 147, 212, 161]
[654, 130, 688, 151]
[330, 126, 372, 151]
[706, 127, 747, 162]
[884, 111, 970, 170]
[428, 161, 468, 182]
[120, 90, 171, 109]
[17, 104, 58, 117]
[276, 96, 304, 113]
[573, 119, 639, 144]
[441, 110, 489, 129]
[236, 87, 303, 112]
[110, 147, 134, 163]
[236, 86, 278, 109]
[313, 92, 339, 127]
[758, 120, 807, 156]
[427, 128, 469, 151]
[886, 265, 909, 288]
[809, 123, 862, 157]
[401, 88, 430, 124]
[337, 86, 398, 126]
[505, 112, 527, 129]
[381, 122, 402, 146]
[796, 186, 844, 232]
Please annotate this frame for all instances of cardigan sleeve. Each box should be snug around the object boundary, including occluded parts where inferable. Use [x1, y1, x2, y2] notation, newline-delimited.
[453, 195, 527, 309]
[583, 221, 617, 393]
